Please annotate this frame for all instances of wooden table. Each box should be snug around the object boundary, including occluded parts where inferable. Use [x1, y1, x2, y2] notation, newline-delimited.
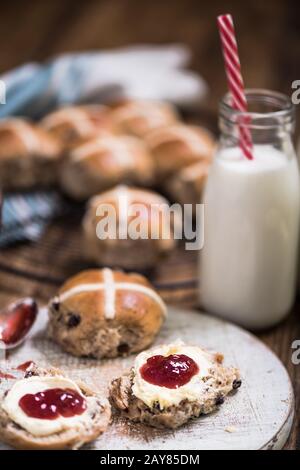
[0, 0, 299, 129]
[0, 0, 299, 450]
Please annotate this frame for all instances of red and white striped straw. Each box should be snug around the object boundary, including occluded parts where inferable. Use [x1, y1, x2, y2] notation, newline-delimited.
[217, 14, 253, 160]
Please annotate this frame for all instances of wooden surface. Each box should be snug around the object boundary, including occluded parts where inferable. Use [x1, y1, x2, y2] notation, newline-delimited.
[0, 307, 294, 450]
[0, 0, 299, 450]
[0, 0, 299, 131]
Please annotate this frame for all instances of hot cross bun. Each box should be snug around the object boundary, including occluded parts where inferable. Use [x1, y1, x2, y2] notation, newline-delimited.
[59, 135, 154, 200]
[82, 185, 176, 269]
[0, 118, 61, 191]
[0, 365, 110, 449]
[145, 123, 215, 181]
[40, 105, 113, 147]
[110, 100, 178, 138]
[48, 268, 167, 358]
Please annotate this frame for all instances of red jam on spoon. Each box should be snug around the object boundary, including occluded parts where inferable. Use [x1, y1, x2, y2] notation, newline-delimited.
[19, 388, 86, 420]
[140, 354, 199, 389]
[16, 361, 35, 372]
[0, 298, 37, 347]
[0, 370, 15, 379]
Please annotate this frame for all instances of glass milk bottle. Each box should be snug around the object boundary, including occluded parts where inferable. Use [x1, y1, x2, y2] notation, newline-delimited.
[200, 89, 300, 330]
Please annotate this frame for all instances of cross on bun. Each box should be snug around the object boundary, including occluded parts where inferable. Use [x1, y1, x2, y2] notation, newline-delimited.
[0, 118, 61, 191]
[0, 365, 111, 449]
[48, 268, 167, 358]
[82, 185, 176, 269]
[40, 105, 113, 147]
[110, 100, 178, 138]
[59, 135, 155, 200]
[145, 123, 215, 181]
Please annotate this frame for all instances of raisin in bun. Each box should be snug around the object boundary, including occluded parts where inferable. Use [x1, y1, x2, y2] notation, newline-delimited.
[0, 118, 61, 191]
[0, 365, 110, 450]
[59, 135, 154, 200]
[110, 100, 178, 138]
[146, 123, 215, 181]
[40, 105, 113, 147]
[166, 160, 211, 213]
[82, 185, 176, 269]
[48, 268, 167, 358]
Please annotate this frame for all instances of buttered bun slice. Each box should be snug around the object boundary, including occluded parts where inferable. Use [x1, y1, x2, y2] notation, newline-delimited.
[59, 135, 154, 200]
[110, 340, 241, 429]
[82, 185, 176, 269]
[40, 105, 113, 147]
[110, 100, 178, 138]
[0, 365, 110, 450]
[48, 268, 167, 359]
[146, 123, 215, 181]
[0, 118, 61, 191]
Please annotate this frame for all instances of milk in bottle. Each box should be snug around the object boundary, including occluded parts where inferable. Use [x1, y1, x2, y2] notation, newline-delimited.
[200, 90, 300, 329]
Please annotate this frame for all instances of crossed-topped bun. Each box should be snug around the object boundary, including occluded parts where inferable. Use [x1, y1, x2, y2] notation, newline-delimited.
[166, 160, 211, 213]
[59, 135, 154, 200]
[40, 105, 113, 146]
[83, 185, 176, 269]
[145, 123, 215, 181]
[48, 268, 167, 359]
[110, 100, 178, 138]
[0, 364, 110, 450]
[0, 118, 61, 190]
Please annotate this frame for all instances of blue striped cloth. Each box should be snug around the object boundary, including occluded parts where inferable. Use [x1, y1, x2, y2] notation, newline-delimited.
[0, 45, 207, 245]
[0, 191, 65, 246]
[0, 45, 206, 119]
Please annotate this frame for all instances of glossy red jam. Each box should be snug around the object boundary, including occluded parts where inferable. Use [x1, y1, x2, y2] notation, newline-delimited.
[0, 298, 37, 346]
[140, 354, 199, 389]
[19, 388, 86, 420]
[16, 361, 35, 372]
[0, 370, 15, 379]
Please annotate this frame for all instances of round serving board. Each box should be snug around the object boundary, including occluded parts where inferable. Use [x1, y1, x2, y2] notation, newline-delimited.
[0, 307, 294, 450]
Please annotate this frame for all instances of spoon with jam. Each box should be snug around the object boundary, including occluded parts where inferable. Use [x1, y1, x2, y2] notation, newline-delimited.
[0, 298, 38, 350]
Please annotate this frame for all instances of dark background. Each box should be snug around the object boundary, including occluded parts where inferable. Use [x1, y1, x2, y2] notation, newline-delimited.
[0, 0, 299, 123]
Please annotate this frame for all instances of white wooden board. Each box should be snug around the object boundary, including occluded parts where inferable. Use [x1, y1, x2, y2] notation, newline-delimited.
[0, 307, 294, 450]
